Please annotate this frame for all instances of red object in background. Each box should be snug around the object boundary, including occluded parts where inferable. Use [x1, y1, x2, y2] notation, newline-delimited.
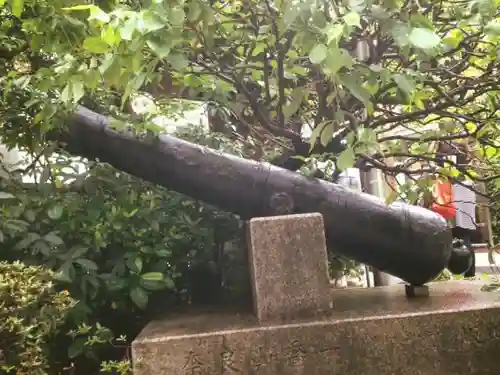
[431, 182, 456, 219]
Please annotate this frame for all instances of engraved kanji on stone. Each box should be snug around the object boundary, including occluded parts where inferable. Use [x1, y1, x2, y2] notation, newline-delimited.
[317, 342, 340, 355]
[221, 350, 241, 373]
[183, 351, 204, 375]
[268, 347, 279, 363]
[285, 340, 307, 367]
[249, 346, 268, 370]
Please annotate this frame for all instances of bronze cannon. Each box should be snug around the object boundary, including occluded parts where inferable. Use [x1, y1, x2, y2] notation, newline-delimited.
[59, 106, 472, 286]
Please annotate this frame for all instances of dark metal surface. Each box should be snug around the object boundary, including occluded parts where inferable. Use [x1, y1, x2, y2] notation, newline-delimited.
[405, 284, 430, 298]
[60, 106, 458, 285]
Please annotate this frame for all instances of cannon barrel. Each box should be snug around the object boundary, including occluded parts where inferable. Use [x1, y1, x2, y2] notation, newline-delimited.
[60, 106, 467, 285]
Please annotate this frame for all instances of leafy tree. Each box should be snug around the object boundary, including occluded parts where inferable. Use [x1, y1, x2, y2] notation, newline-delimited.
[0, 0, 499, 372]
[0, 0, 498, 199]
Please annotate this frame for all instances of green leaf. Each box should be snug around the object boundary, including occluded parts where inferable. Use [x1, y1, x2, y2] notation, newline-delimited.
[393, 74, 415, 95]
[464, 122, 477, 134]
[485, 21, 500, 35]
[44, 232, 64, 246]
[76, 259, 98, 271]
[147, 40, 171, 58]
[325, 24, 344, 45]
[283, 88, 304, 118]
[289, 66, 308, 76]
[442, 34, 461, 49]
[129, 72, 147, 92]
[61, 84, 72, 104]
[309, 121, 329, 150]
[40, 165, 51, 183]
[343, 12, 361, 28]
[164, 276, 175, 289]
[11, 0, 24, 17]
[124, 208, 139, 217]
[4, 219, 29, 233]
[126, 256, 143, 273]
[47, 204, 64, 220]
[68, 337, 86, 359]
[100, 55, 122, 85]
[448, 168, 461, 178]
[120, 18, 137, 40]
[409, 28, 441, 50]
[83, 37, 111, 54]
[24, 209, 36, 222]
[283, 6, 299, 27]
[371, 5, 389, 19]
[169, 7, 185, 26]
[357, 128, 377, 144]
[320, 122, 334, 147]
[142, 11, 166, 32]
[0, 192, 15, 199]
[134, 257, 143, 273]
[141, 281, 167, 291]
[89, 6, 110, 23]
[33, 240, 51, 257]
[309, 44, 328, 64]
[141, 272, 164, 281]
[324, 48, 352, 76]
[71, 77, 85, 103]
[55, 262, 75, 283]
[337, 147, 356, 171]
[168, 53, 188, 70]
[252, 43, 266, 56]
[349, 0, 365, 12]
[106, 278, 127, 292]
[484, 146, 498, 159]
[69, 245, 89, 259]
[154, 248, 170, 257]
[187, 1, 202, 22]
[339, 75, 371, 106]
[391, 22, 411, 47]
[102, 25, 120, 46]
[130, 287, 148, 309]
[15, 232, 41, 250]
[62, 4, 96, 11]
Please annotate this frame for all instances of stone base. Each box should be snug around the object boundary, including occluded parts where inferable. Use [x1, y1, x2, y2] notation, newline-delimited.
[132, 281, 500, 375]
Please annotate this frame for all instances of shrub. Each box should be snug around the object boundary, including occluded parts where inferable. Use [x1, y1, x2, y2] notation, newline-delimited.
[0, 126, 249, 373]
[0, 261, 75, 375]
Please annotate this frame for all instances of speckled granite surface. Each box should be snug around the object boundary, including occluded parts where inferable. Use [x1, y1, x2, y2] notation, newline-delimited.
[132, 281, 500, 375]
[247, 214, 333, 323]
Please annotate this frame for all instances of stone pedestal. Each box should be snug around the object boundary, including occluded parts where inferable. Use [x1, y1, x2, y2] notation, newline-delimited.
[132, 282, 500, 375]
[132, 213, 500, 375]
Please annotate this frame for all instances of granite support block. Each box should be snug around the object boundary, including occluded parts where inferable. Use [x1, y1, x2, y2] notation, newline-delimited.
[247, 213, 332, 323]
